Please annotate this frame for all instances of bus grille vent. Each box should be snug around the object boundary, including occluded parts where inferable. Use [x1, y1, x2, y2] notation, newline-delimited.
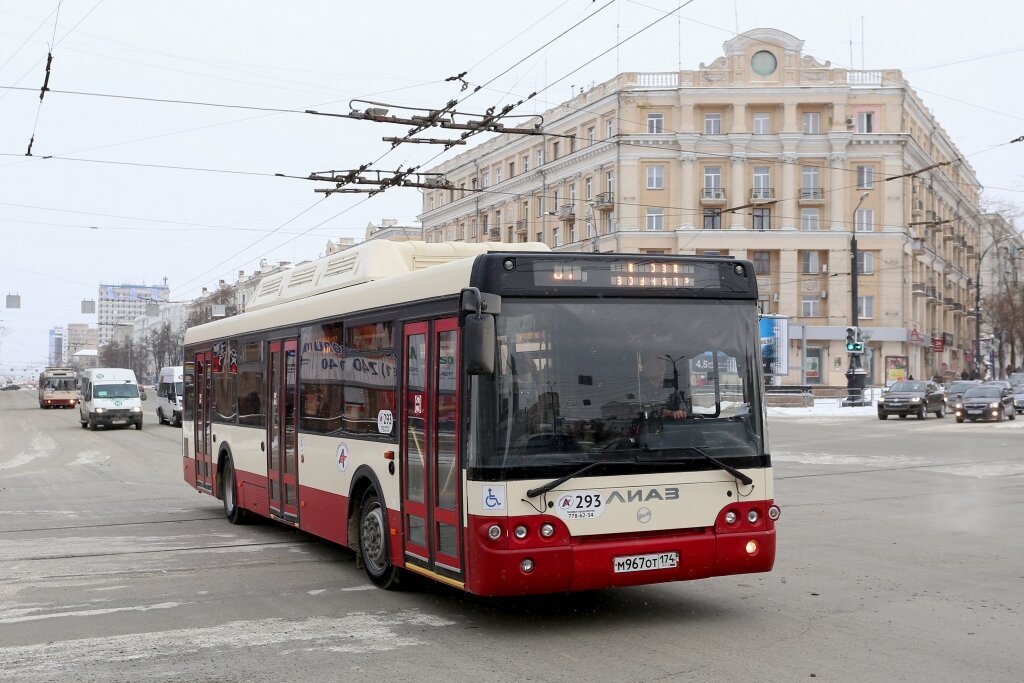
[285, 265, 317, 289]
[322, 254, 358, 279]
[253, 276, 283, 301]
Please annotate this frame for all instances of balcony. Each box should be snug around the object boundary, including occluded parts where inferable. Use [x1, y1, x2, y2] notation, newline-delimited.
[488, 227, 501, 241]
[515, 219, 527, 234]
[798, 187, 825, 204]
[942, 226, 955, 242]
[966, 244, 975, 257]
[700, 187, 726, 205]
[750, 187, 775, 203]
[594, 192, 614, 210]
[953, 302, 964, 314]
[557, 204, 576, 220]
[926, 284, 939, 300]
[911, 238, 925, 255]
[943, 297, 955, 309]
[911, 282, 927, 296]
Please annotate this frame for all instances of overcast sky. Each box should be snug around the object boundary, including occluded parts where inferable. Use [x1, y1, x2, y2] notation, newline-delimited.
[1, 0, 1022, 374]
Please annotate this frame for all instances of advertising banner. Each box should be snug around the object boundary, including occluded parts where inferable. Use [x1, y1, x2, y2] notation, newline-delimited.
[759, 316, 789, 376]
[885, 356, 909, 384]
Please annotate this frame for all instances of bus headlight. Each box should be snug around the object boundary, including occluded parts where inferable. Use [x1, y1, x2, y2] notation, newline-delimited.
[768, 505, 781, 520]
[131, 406, 142, 412]
[94, 408, 105, 414]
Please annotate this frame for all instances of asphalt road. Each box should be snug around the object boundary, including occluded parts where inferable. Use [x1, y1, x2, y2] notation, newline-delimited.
[1, 389, 1021, 682]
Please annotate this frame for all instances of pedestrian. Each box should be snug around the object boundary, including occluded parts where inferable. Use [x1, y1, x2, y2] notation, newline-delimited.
[908, 374, 914, 380]
[960, 369, 969, 381]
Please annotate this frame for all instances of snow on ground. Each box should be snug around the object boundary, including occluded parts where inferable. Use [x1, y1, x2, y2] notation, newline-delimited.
[767, 400, 878, 418]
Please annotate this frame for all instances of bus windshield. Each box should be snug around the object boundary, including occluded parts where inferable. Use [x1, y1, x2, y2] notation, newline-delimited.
[44, 378, 76, 391]
[471, 299, 764, 476]
[93, 383, 140, 399]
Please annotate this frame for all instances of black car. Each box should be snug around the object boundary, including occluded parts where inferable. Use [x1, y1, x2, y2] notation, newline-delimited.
[944, 380, 981, 408]
[878, 380, 946, 420]
[953, 385, 1016, 423]
[1, 383, 21, 391]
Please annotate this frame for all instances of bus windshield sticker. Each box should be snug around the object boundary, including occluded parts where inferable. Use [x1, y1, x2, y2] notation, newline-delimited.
[377, 409, 394, 434]
[554, 491, 605, 520]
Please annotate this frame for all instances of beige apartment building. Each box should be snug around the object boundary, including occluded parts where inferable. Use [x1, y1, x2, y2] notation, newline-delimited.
[419, 28, 1014, 386]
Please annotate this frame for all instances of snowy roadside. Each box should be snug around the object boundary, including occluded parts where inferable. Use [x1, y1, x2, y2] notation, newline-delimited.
[767, 399, 878, 418]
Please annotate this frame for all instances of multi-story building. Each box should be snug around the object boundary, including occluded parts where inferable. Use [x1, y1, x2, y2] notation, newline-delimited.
[47, 326, 64, 366]
[419, 28, 1009, 386]
[64, 323, 99, 361]
[97, 282, 170, 346]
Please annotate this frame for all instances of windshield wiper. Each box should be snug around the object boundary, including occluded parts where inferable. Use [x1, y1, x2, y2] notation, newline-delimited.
[525, 458, 636, 499]
[665, 446, 753, 487]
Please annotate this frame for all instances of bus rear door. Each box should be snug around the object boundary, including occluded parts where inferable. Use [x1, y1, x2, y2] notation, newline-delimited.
[401, 318, 463, 584]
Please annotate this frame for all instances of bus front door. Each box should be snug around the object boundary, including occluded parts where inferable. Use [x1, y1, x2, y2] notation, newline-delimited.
[402, 318, 463, 584]
[267, 340, 299, 524]
[194, 351, 213, 493]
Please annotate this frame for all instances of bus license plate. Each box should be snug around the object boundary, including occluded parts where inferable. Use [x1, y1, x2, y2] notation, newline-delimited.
[613, 551, 679, 573]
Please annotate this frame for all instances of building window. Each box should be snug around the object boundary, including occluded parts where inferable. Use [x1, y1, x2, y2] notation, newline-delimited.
[536, 231, 543, 243]
[801, 166, 819, 194]
[802, 112, 821, 134]
[588, 126, 595, 144]
[568, 132, 576, 154]
[753, 113, 771, 135]
[855, 208, 875, 232]
[495, 167, 502, 184]
[606, 117, 614, 139]
[552, 190, 559, 212]
[753, 208, 771, 231]
[801, 295, 820, 317]
[801, 208, 821, 231]
[481, 171, 489, 188]
[801, 250, 821, 274]
[752, 250, 770, 275]
[553, 226, 561, 246]
[429, 195, 435, 211]
[552, 141, 559, 160]
[703, 166, 722, 190]
[569, 184, 576, 202]
[752, 166, 771, 199]
[471, 178, 478, 191]
[605, 213, 614, 233]
[537, 148, 544, 166]
[856, 111, 874, 133]
[523, 154, 529, 172]
[569, 222, 576, 243]
[585, 177, 592, 200]
[703, 209, 721, 230]
[646, 208, 664, 231]
[857, 252, 875, 275]
[704, 113, 722, 134]
[508, 161, 515, 177]
[522, 201, 529, 221]
[646, 165, 665, 189]
[858, 295, 874, 319]
[606, 170, 614, 194]
[857, 165, 875, 189]
[647, 113, 664, 134]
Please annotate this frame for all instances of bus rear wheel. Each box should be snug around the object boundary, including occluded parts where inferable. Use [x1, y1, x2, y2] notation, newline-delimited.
[222, 456, 246, 525]
[359, 488, 400, 589]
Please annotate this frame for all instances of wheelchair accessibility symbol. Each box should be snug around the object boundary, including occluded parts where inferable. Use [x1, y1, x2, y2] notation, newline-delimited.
[482, 485, 506, 511]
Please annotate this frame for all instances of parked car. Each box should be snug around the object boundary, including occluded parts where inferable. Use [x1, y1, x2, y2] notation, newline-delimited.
[878, 380, 946, 420]
[1, 383, 21, 391]
[1013, 383, 1024, 415]
[944, 380, 981, 408]
[953, 385, 1016, 423]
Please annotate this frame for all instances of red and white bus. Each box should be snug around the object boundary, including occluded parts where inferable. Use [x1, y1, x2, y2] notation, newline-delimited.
[182, 240, 778, 595]
[38, 367, 78, 408]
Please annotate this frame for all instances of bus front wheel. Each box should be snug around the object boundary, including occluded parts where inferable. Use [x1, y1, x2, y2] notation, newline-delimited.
[359, 488, 401, 589]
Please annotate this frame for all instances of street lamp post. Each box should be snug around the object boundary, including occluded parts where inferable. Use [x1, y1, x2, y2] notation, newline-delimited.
[974, 236, 1012, 379]
[845, 192, 871, 405]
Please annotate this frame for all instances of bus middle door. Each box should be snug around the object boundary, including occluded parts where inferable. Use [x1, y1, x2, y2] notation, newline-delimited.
[267, 340, 300, 524]
[402, 318, 463, 584]
[194, 351, 213, 493]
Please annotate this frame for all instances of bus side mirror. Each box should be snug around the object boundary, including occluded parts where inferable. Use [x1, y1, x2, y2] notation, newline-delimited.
[461, 287, 500, 376]
[464, 313, 495, 376]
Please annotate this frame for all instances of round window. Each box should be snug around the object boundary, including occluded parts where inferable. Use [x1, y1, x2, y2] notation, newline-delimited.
[751, 50, 778, 76]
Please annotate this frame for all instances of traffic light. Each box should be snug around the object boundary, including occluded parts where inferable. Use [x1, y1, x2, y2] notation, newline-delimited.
[845, 327, 865, 353]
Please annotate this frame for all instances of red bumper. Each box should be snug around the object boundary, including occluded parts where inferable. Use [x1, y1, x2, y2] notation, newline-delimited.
[42, 399, 76, 407]
[464, 506, 776, 596]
